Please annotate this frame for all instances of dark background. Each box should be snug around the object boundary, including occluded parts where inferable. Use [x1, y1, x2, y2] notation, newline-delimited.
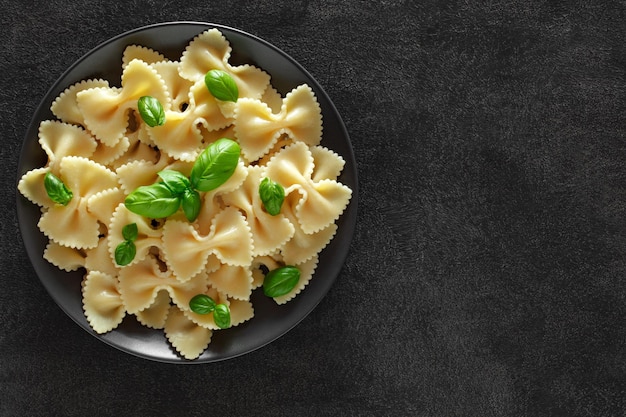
[2, 1, 625, 416]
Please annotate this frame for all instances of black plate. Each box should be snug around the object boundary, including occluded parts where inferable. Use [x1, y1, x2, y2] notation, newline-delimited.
[16, 22, 358, 363]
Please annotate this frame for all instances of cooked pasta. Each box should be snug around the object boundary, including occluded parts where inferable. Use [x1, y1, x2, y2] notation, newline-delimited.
[18, 28, 352, 360]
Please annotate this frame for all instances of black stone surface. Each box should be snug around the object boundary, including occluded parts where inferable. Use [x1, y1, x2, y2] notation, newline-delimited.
[2, 1, 625, 415]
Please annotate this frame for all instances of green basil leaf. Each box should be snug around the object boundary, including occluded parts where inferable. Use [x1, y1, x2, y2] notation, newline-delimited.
[44, 172, 73, 206]
[204, 69, 239, 102]
[114, 240, 136, 266]
[259, 177, 285, 216]
[138, 96, 166, 127]
[182, 188, 201, 222]
[189, 294, 216, 315]
[124, 182, 181, 218]
[263, 266, 300, 298]
[157, 170, 191, 196]
[121, 223, 138, 242]
[190, 138, 241, 192]
[213, 304, 231, 329]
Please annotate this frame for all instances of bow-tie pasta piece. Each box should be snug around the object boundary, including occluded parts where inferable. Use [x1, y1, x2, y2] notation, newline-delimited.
[122, 45, 166, 69]
[165, 158, 196, 179]
[118, 256, 209, 315]
[195, 159, 248, 235]
[136, 290, 171, 330]
[204, 124, 237, 147]
[115, 152, 173, 194]
[144, 98, 205, 162]
[279, 192, 338, 265]
[228, 298, 255, 327]
[162, 207, 253, 282]
[189, 77, 235, 126]
[310, 145, 346, 182]
[265, 142, 352, 234]
[151, 61, 194, 112]
[108, 204, 165, 267]
[220, 165, 294, 256]
[57, 156, 119, 198]
[291, 179, 352, 234]
[84, 236, 120, 277]
[37, 156, 119, 249]
[142, 79, 235, 162]
[207, 263, 254, 301]
[18, 167, 57, 208]
[234, 84, 323, 162]
[178, 28, 270, 100]
[43, 235, 119, 277]
[76, 59, 169, 147]
[261, 86, 283, 114]
[43, 241, 87, 272]
[103, 130, 159, 171]
[82, 271, 126, 334]
[165, 304, 212, 360]
[87, 188, 125, 227]
[90, 136, 131, 168]
[50, 79, 110, 126]
[178, 29, 228, 82]
[38, 121, 97, 170]
[255, 135, 294, 166]
[21, 122, 101, 207]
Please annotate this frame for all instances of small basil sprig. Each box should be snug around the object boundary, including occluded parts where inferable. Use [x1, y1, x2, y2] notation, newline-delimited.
[125, 139, 240, 222]
[263, 266, 300, 298]
[115, 223, 138, 266]
[259, 177, 285, 216]
[124, 182, 181, 219]
[125, 171, 199, 222]
[44, 172, 73, 206]
[137, 96, 166, 127]
[204, 69, 238, 102]
[181, 188, 201, 223]
[157, 169, 191, 194]
[189, 294, 231, 329]
[189, 294, 216, 314]
[213, 304, 231, 329]
[190, 138, 240, 192]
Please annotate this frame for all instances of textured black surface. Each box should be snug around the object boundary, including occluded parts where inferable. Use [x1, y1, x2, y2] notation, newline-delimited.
[2, 0, 626, 416]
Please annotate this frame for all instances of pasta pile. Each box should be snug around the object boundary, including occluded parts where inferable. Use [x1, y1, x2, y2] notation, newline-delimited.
[18, 28, 352, 360]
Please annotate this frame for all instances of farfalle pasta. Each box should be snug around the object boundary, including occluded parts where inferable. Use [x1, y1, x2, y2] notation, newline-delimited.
[18, 28, 352, 360]
[234, 84, 323, 162]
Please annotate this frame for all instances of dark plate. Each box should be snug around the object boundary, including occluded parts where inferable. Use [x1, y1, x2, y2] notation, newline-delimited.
[16, 22, 358, 363]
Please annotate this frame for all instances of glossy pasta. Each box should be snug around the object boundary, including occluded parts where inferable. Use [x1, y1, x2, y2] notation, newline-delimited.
[18, 28, 352, 360]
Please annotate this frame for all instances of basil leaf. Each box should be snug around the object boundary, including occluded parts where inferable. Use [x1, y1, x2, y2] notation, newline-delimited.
[190, 138, 241, 192]
[121, 223, 138, 241]
[263, 266, 300, 298]
[181, 188, 201, 222]
[189, 294, 216, 315]
[259, 177, 285, 216]
[157, 170, 191, 196]
[138, 96, 166, 127]
[114, 240, 136, 266]
[124, 182, 181, 218]
[204, 69, 239, 102]
[213, 304, 231, 329]
[44, 172, 73, 206]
